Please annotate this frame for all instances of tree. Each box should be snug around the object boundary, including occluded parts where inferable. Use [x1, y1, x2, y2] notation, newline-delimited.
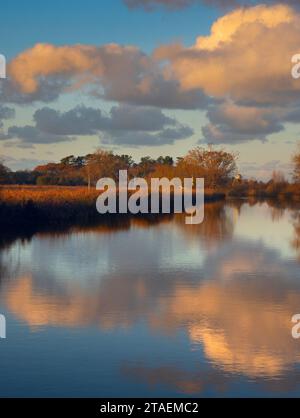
[156, 156, 174, 166]
[138, 157, 156, 178]
[85, 149, 119, 188]
[36, 175, 57, 186]
[116, 154, 134, 169]
[182, 147, 237, 189]
[0, 161, 11, 184]
[12, 170, 39, 185]
[60, 155, 76, 167]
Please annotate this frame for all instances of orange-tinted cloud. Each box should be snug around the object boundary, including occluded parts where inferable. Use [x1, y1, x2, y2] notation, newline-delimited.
[155, 4, 300, 105]
[4, 4, 300, 145]
[153, 4, 300, 143]
[5, 43, 208, 109]
[9, 4, 300, 107]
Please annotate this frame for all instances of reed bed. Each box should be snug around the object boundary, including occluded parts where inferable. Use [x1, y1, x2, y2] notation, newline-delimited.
[0, 185, 225, 228]
[0, 186, 99, 227]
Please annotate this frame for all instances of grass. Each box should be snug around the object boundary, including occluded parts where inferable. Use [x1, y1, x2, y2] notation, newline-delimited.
[0, 186, 99, 227]
[0, 185, 98, 209]
[0, 185, 225, 228]
[227, 182, 300, 200]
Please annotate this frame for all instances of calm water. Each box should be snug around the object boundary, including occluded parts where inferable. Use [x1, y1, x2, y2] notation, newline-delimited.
[1, 201, 300, 398]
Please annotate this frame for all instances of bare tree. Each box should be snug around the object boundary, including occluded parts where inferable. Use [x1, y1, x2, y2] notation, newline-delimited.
[181, 147, 237, 189]
[85, 149, 119, 188]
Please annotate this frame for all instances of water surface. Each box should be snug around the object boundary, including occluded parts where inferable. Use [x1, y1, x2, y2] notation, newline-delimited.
[1, 201, 300, 397]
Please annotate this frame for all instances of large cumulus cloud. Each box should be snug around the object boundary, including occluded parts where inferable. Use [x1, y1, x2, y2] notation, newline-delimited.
[3, 3, 300, 146]
[7, 4, 299, 109]
[155, 4, 300, 105]
[3, 43, 209, 109]
[153, 4, 300, 144]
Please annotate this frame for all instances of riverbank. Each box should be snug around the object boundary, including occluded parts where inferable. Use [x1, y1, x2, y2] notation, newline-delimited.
[0, 185, 225, 228]
[227, 182, 300, 201]
[3, 183, 300, 230]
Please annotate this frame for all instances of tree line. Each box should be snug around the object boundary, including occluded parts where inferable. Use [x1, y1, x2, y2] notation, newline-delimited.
[1, 144, 300, 191]
[0, 147, 238, 189]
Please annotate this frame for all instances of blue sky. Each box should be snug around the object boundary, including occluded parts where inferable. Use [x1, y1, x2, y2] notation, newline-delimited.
[0, 0, 218, 58]
[0, 0, 299, 179]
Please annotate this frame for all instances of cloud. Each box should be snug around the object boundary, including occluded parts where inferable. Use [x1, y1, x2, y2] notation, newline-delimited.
[33, 106, 105, 136]
[155, 4, 300, 106]
[0, 105, 15, 142]
[4, 43, 209, 109]
[0, 104, 15, 128]
[101, 124, 194, 146]
[201, 102, 285, 144]
[0, 76, 70, 104]
[6, 4, 300, 110]
[201, 99, 300, 145]
[0, 156, 50, 171]
[124, 0, 202, 10]
[3, 104, 194, 147]
[124, 0, 251, 11]
[4, 4, 300, 146]
[0, 105, 15, 121]
[34, 104, 176, 135]
[239, 160, 292, 180]
[4, 3, 300, 109]
[151, 3, 300, 144]
[4, 125, 75, 146]
[124, 0, 300, 11]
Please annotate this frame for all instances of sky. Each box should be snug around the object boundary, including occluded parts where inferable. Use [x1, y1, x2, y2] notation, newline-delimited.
[0, 0, 300, 179]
